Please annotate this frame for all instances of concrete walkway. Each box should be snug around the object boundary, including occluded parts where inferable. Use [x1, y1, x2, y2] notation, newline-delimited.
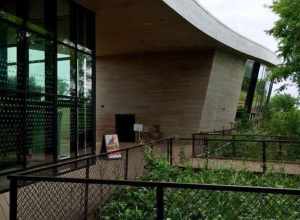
[185, 158, 300, 175]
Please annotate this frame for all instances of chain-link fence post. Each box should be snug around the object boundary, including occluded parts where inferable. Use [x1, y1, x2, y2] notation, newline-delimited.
[125, 149, 129, 180]
[10, 177, 18, 220]
[262, 142, 267, 173]
[156, 186, 164, 220]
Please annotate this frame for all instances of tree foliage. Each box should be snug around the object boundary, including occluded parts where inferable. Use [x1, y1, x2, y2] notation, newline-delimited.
[262, 94, 300, 137]
[269, 0, 300, 90]
[268, 93, 298, 112]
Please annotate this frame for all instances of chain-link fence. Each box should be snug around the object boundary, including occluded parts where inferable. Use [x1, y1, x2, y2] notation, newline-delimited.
[10, 175, 300, 220]
[192, 133, 300, 173]
[8, 137, 174, 220]
[8, 135, 300, 220]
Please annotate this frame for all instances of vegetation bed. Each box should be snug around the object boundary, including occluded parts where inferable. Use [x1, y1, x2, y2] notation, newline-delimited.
[97, 154, 300, 220]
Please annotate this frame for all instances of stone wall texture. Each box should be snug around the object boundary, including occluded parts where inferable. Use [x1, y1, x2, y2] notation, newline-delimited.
[200, 50, 247, 131]
[96, 51, 215, 142]
[0, 193, 9, 220]
[96, 49, 246, 142]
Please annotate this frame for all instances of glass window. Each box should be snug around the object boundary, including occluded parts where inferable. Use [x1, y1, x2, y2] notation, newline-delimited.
[78, 52, 93, 99]
[0, 2, 95, 191]
[57, 44, 76, 96]
[0, 19, 23, 177]
[58, 107, 71, 159]
[57, 0, 74, 45]
[28, 0, 45, 28]
[253, 65, 269, 113]
[0, 21, 17, 89]
[238, 60, 254, 111]
[0, 1, 17, 18]
[28, 33, 46, 94]
[77, 52, 93, 155]
[77, 8, 94, 52]
[26, 103, 54, 166]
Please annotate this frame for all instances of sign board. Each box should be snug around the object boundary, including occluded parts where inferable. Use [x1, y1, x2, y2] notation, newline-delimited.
[101, 134, 122, 159]
[134, 124, 144, 132]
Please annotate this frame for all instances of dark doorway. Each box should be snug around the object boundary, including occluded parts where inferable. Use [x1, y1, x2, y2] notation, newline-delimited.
[115, 114, 135, 142]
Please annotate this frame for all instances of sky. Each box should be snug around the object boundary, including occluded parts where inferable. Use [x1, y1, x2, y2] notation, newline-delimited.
[197, 0, 298, 97]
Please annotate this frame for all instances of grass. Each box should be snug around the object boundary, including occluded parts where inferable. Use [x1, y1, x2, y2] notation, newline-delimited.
[97, 152, 300, 220]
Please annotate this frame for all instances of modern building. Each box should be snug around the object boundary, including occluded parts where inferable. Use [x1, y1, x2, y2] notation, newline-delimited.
[0, 0, 279, 219]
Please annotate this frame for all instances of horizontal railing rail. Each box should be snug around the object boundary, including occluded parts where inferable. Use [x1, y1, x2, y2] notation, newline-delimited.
[9, 175, 300, 195]
[9, 174, 300, 220]
[8, 134, 300, 220]
[15, 136, 175, 176]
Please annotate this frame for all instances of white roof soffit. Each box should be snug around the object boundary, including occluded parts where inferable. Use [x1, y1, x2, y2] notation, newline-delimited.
[162, 0, 280, 66]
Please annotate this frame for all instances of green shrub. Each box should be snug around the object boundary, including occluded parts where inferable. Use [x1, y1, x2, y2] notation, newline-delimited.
[97, 156, 300, 219]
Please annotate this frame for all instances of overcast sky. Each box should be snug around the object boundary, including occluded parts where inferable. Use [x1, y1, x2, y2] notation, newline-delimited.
[197, 0, 298, 96]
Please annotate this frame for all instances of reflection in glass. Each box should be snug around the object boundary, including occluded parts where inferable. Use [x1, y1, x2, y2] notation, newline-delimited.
[0, 22, 17, 89]
[58, 107, 71, 159]
[0, 19, 22, 174]
[78, 52, 92, 99]
[28, 33, 46, 94]
[238, 60, 254, 111]
[28, 0, 45, 29]
[0, 1, 17, 22]
[57, 0, 73, 44]
[57, 44, 75, 96]
[77, 52, 93, 155]
[253, 65, 269, 113]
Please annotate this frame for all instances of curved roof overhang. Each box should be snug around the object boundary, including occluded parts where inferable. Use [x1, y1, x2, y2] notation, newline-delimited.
[79, 0, 280, 66]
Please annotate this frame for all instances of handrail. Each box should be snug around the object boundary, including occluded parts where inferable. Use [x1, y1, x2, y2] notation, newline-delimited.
[196, 138, 300, 144]
[8, 175, 300, 196]
[13, 136, 175, 176]
[193, 133, 300, 140]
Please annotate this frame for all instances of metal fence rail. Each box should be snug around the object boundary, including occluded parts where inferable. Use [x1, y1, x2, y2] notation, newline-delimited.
[8, 137, 175, 220]
[9, 175, 300, 220]
[192, 133, 300, 173]
[8, 135, 300, 220]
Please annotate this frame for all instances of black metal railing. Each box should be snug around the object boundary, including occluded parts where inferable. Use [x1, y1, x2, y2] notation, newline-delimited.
[192, 133, 300, 173]
[8, 137, 175, 220]
[9, 175, 300, 220]
[8, 135, 300, 219]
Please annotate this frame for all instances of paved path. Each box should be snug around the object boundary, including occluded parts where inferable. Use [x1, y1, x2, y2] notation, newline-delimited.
[185, 158, 300, 175]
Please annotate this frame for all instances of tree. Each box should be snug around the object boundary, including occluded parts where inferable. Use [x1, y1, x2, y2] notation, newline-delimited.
[269, 0, 300, 91]
[262, 94, 300, 137]
[268, 94, 298, 112]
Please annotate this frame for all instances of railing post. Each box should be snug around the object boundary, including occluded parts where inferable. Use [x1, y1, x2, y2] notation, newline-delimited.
[125, 149, 129, 180]
[232, 135, 236, 157]
[169, 138, 173, 166]
[84, 158, 90, 220]
[10, 178, 18, 220]
[192, 134, 195, 157]
[156, 187, 164, 220]
[262, 142, 267, 174]
[205, 137, 209, 170]
[279, 143, 283, 160]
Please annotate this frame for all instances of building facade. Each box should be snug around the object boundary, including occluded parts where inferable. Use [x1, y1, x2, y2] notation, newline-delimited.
[0, 0, 96, 194]
[0, 0, 280, 218]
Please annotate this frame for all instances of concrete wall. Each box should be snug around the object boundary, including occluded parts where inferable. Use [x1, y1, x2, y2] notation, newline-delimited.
[200, 50, 247, 131]
[96, 51, 214, 142]
[0, 193, 9, 220]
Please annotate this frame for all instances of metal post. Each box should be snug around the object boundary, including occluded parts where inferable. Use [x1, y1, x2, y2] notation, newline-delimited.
[279, 143, 283, 160]
[163, 139, 170, 162]
[205, 137, 209, 170]
[84, 159, 90, 220]
[232, 135, 236, 157]
[156, 187, 164, 220]
[169, 138, 173, 166]
[262, 142, 267, 173]
[192, 134, 195, 157]
[125, 149, 129, 180]
[10, 178, 18, 220]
